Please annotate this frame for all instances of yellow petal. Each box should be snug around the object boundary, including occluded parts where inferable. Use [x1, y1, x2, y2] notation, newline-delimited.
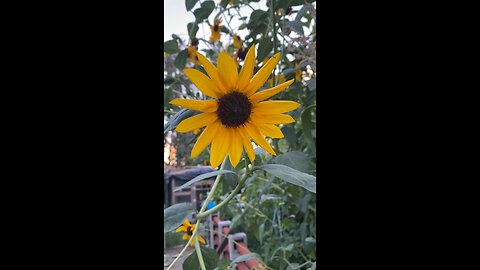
[176, 113, 218, 132]
[197, 235, 206, 244]
[196, 52, 228, 94]
[228, 129, 243, 167]
[245, 122, 276, 155]
[170, 98, 218, 113]
[176, 225, 187, 233]
[258, 124, 284, 138]
[191, 120, 220, 158]
[210, 125, 231, 168]
[253, 101, 300, 114]
[183, 69, 221, 98]
[251, 112, 295, 124]
[245, 52, 281, 96]
[236, 44, 256, 92]
[182, 234, 190, 240]
[217, 52, 238, 92]
[238, 126, 255, 163]
[183, 219, 191, 227]
[249, 79, 294, 103]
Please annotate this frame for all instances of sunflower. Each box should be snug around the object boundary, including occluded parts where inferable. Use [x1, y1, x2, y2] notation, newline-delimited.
[233, 34, 242, 49]
[170, 44, 299, 168]
[209, 19, 222, 43]
[176, 219, 206, 245]
[187, 45, 199, 65]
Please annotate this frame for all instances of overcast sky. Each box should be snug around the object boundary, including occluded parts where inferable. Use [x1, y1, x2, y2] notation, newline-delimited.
[164, 0, 267, 47]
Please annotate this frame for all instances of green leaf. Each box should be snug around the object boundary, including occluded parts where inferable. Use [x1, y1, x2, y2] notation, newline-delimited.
[175, 49, 189, 70]
[183, 246, 218, 270]
[164, 76, 175, 85]
[220, 27, 230, 34]
[193, 1, 215, 22]
[220, 0, 229, 9]
[307, 78, 316, 91]
[273, 151, 310, 173]
[231, 253, 263, 264]
[301, 107, 316, 153]
[259, 164, 316, 193]
[281, 126, 297, 148]
[201, 0, 215, 10]
[257, 38, 273, 63]
[276, 0, 292, 10]
[259, 223, 265, 245]
[164, 109, 200, 134]
[287, 20, 304, 35]
[164, 203, 195, 232]
[186, 0, 198, 11]
[173, 170, 237, 192]
[289, 0, 306, 6]
[248, 10, 269, 26]
[187, 22, 199, 39]
[164, 40, 180, 54]
[295, 5, 308, 22]
[164, 88, 172, 108]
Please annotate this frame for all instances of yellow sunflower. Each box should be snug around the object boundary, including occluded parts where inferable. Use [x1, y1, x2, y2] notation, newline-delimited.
[176, 219, 206, 245]
[209, 19, 222, 43]
[170, 44, 299, 168]
[187, 45, 199, 65]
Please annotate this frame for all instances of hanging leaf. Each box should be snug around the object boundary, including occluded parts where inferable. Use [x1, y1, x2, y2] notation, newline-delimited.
[185, 0, 199, 11]
[301, 107, 316, 153]
[187, 22, 199, 39]
[164, 88, 173, 108]
[164, 109, 200, 134]
[281, 126, 297, 148]
[173, 170, 237, 191]
[164, 40, 180, 54]
[193, 1, 215, 22]
[231, 253, 263, 264]
[174, 49, 189, 70]
[259, 164, 316, 193]
[164, 203, 195, 232]
[295, 5, 308, 22]
[257, 38, 273, 63]
[273, 151, 310, 173]
[183, 246, 219, 270]
[287, 20, 304, 35]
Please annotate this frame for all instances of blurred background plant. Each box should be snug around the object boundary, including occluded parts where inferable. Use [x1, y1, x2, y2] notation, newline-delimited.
[164, 0, 316, 269]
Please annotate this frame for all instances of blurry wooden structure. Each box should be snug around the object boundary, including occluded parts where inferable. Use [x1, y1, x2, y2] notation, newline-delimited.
[163, 165, 215, 208]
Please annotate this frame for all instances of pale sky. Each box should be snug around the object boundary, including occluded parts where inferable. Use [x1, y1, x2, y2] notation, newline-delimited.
[164, 0, 267, 48]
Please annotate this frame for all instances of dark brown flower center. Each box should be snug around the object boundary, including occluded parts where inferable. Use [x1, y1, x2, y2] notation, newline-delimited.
[214, 24, 219, 32]
[217, 91, 252, 127]
[186, 226, 193, 236]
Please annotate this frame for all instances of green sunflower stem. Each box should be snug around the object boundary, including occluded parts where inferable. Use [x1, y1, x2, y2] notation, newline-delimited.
[194, 223, 207, 270]
[198, 152, 250, 218]
[192, 155, 228, 269]
[197, 172, 248, 218]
